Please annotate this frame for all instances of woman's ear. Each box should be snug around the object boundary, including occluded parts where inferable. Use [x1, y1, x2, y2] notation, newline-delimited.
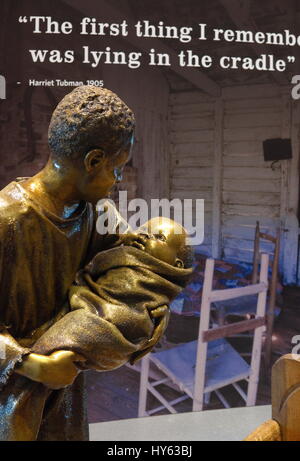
[174, 258, 184, 268]
[84, 149, 105, 172]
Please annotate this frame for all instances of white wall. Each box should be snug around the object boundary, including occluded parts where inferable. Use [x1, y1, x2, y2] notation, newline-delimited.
[169, 84, 300, 281]
[169, 91, 215, 256]
[103, 64, 170, 203]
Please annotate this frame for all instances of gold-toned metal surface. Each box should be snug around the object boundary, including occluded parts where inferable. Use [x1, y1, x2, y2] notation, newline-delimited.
[0, 86, 138, 440]
[244, 419, 282, 441]
[271, 354, 300, 441]
[0, 87, 191, 441]
[245, 353, 300, 441]
[31, 218, 193, 369]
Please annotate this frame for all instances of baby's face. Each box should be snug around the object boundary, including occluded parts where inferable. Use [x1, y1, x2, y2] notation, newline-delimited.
[137, 217, 187, 266]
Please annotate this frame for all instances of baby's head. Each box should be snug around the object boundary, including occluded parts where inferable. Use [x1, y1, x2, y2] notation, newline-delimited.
[137, 217, 194, 269]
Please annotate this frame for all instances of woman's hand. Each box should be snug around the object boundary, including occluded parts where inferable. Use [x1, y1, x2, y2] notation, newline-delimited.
[15, 350, 86, 389]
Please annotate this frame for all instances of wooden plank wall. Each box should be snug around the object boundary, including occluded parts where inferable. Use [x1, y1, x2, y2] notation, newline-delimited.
[169, 92, 215, 256]
[221, 85, 282, 264]
[103, 62, 170, 202]
[169, 84, 299, 272]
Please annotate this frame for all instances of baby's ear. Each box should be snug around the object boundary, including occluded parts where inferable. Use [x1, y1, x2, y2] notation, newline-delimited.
[175, 258, 184, 268]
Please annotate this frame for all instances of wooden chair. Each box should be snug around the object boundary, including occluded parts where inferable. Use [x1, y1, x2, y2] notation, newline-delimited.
[252, 221, 280, 370]
[212, 222, 280, 369]
[138, 253, 269, 417]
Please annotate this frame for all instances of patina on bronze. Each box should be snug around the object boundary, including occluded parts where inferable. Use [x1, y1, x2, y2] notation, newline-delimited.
[29, 217, 193, 368]
[0, 85, 156, 441]
[0, 217, 194, 438]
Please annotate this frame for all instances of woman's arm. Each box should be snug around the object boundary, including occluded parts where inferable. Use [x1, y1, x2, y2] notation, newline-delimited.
[15, 350, 86, 389]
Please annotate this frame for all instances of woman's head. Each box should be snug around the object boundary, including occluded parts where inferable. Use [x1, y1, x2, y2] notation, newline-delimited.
[48, 85, 135, 160]
[48, 86, 135, 203]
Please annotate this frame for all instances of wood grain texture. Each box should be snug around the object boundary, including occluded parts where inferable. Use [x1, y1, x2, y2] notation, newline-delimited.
[245, 354, 300, 441]
[202, 316, 265, 343]
[169, 85, 291, 277]
[272, 354, 300, 441]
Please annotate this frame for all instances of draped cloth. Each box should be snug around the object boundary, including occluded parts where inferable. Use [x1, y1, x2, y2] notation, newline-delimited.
[32, 247, 193, 368]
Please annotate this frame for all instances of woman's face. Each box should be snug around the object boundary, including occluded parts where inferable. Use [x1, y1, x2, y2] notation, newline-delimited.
[79, 142, 132, 204]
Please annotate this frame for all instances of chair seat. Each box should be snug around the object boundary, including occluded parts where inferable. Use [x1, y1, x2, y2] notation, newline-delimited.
[150, 338, 251, 397]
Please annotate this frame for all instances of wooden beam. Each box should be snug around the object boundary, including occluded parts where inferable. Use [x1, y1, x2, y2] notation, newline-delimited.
[61, 0, 221, 96]
[202, 316, 265, 342]
[259, 232, 277, 244]
[286, 0, 300, 74]
[212, 98, 224, 258]
[209, 281, 268, 302]
[279, 91, 292, 224]
[280, 90, 299, 285]
[218, 0, 288, 86]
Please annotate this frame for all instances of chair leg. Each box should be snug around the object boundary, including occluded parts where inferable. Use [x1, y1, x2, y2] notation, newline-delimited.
[138, 355, 150, 417]
[247, 324, 265, 406]
[204, 392, 211, 405]
[247, 330, 264, 407]
[218, 307, 226, 327]
[246, 375, 259, 407]
[252, 221, 260, 284]
[264, 229, 280, 371]
[264, 310, 275, 376]
[147, 382, 178, 414]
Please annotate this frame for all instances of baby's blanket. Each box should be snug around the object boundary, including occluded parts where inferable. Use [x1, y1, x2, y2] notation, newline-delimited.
[32, 246, 193, 370]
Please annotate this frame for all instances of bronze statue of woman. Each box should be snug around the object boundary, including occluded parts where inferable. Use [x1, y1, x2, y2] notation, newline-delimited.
[0, 86, 164, 440]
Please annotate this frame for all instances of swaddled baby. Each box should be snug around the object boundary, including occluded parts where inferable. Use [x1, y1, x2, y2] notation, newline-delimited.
[31, 217, 194, 372]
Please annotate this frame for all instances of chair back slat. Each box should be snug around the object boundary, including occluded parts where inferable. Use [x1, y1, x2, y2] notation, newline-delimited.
[247, 253, 269, 405]
[192, 258, 214, 411]
[210, 282, 267, 303]
[202, 316, 265, 343]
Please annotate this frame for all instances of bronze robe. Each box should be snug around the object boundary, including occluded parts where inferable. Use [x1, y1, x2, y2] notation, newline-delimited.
[0, 179, 120, 441]
[32, 247, 193, 368]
